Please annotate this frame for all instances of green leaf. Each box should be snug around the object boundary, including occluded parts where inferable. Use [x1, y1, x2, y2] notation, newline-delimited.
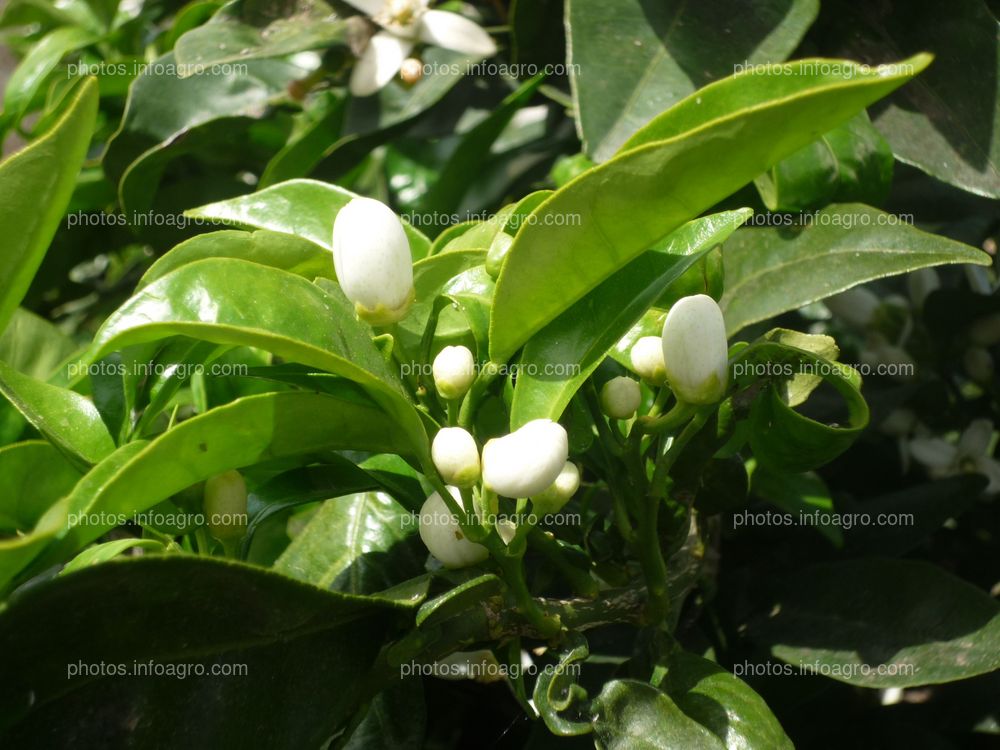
[275, 491, 425, 594]
[342, 679, 426, 750]
[489, 56, 931, 363]
[823, 0, 1000, 198]
[0, 77, 97, 334]
[60, 538, 166, 573]
[0, 359, 115, 467]
[42, 389, 415, 567]
[88, 258, 427, 455]
[737, 341, 869, 473]
[749, 463, 842, 547]
[0, 441, 81, 533]
[138, 229, 335, 289]
[754, 112, 894, 211]
[511, 210, 751, 426]
[0, 308, 78, 381]
[0, 556, 405, 746]
[415, 573, 503, 627]
[103, 51, 305, 211]
[663, 651, 794, 750]
[185, 178, 432, 260]
[753, 558, 1000, 688]
[591, 680, 726, 749]
[418, 75, 544, 220]
[0, 27, 98, 129]
[568, 0, 819, 161]
[174, 0, 353, 69]
[719, 204, 992, 335]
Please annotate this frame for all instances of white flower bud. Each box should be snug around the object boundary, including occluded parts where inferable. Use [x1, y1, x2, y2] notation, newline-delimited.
[482, 419, 568, 498]
[630, 336, 667, 385]
[964, 347, 994, 384]
[418, 487, 488, 568]
[332, 197, 414, 325]
[432, 427, 480, 487]
[600, 376, 641, 419]
[203, 470, 248, 541]
[661, 294, 729, 405]
[970, 314, 1000, 347]
[824, 287, 880, 329]
[531, 461, 580, 515]
[433, 345, 475, 400]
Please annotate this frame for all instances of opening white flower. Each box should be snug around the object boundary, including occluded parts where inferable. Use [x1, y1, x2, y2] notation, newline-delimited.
[909, 419, 1000, 493]
[345, 0, 497, 96]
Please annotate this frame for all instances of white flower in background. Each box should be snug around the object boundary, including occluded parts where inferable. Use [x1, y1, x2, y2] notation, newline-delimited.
[824, 287, 880, 329]
[859, 334, 916, 382]
[332, 197, 414, 325]
[600, 376, 641, 419]
[345, 0, 497, 96]
[433, 345, 475, 399]
[907, 268, 940, 309]
[661, 294, 729, 405]
[531, 461, 580, 515]
[418, 487, 488, 568]
[909, 419, 1000, 493]
[630, 335, 667, 386]
[432, 427, 480, 487]
[482, 419, 568, 498]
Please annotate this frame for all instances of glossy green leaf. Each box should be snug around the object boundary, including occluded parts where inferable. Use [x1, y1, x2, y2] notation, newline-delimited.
[0, 77, 97, 334]
[185, 178, 431, 260]
[138, 229, 334, 288]
[737, 341, 869, 473]
[415, 573, 503, 627]
[0, 441, 81, 532]
[103, 51, 305, 210]
[0, 359, 115, 466]
[749, 463, 841, 547]
[259, 90, 346, 187]
[0, 27, 97, 129]
[591, 679, 726, 749]
[0, 308, 77, 381]
[490, 56, 930, 363]
[174, 0, 353, 69]
[511, 210, 751, 426]
[88, 258, 427, 454]
[823, 0, 1000, 197]
[0, 556, 405, 746]
[663, 651, 793, 750]
[568, 0, 819, 161]
[275, 491, 425, 594]
[754, 558, 1000, 688]
[42, 389, 414, 566]
[719, 204, 991, 335]
[755, 112, 894, 211]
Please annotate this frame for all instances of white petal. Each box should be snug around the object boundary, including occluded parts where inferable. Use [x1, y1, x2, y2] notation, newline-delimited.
[958, 418, 994, 459]
[661, 295, 729, 405]
[973, 457, 1000, 494]
[908, 438, 958, 470]
[418, 10, 496, 56]
[350, 31, 413, 97]
[342, 0, 385, 16]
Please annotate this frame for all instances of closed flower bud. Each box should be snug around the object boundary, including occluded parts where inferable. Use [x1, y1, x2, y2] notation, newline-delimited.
[661, 294, 729, 405]
[531, 461, 580, 515]
[418, 487, 488, 568]
[630, 336, 667, 385]
[600, 376, 641, 419]
[432, 427, 481, 487]
[482, 419, 568, 498]
[203, 470, 248, 541]
[433, 345, 475, 399]
[824, 287, 880, 329]
[332, 197, 415, 325]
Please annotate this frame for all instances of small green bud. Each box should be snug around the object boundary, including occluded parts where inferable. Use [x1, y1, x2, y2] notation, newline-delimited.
[203, 470, 248, 541]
